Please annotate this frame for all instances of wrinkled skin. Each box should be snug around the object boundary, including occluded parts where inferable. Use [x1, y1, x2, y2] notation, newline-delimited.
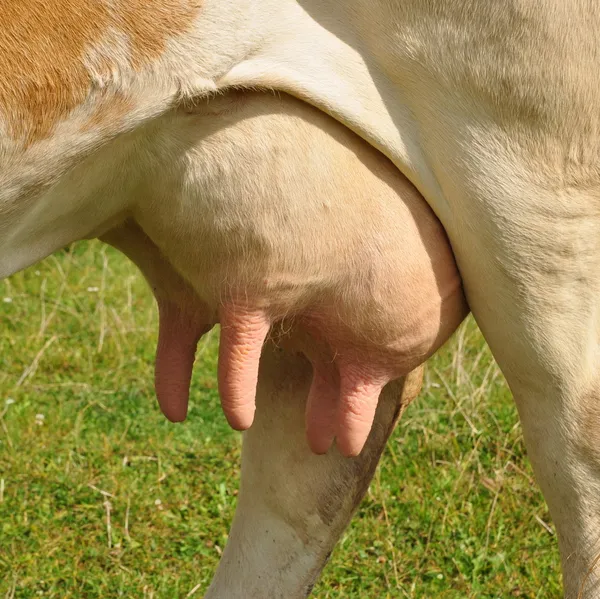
[102, 90, 468, 457]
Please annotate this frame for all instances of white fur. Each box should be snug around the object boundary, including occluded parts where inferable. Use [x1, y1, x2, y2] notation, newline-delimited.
[2, 2, 600, 597]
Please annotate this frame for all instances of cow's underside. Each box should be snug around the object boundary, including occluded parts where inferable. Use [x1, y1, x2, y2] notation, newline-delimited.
[2, 2, 600, 597]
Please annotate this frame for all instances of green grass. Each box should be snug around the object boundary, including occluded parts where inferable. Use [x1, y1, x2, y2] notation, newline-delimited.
[0, 241, 561, 598]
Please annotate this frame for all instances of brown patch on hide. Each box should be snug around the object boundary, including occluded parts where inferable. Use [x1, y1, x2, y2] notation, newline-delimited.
[575, 383, 600, 470]
[0, 0, 200, 144]
[398, 365, 425, 414]
[81, 90, 135, 132]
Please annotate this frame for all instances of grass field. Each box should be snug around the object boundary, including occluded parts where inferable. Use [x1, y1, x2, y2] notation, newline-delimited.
[0, 240, 561, 598]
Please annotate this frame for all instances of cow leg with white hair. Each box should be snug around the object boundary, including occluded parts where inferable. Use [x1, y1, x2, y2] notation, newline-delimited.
[206, 345, 423, 598]
[422, 142, 600, 599]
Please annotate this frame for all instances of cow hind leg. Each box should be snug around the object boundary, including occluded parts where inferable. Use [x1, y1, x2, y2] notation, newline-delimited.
[438, 169, 600, 598]
[205, 341, 423, 599]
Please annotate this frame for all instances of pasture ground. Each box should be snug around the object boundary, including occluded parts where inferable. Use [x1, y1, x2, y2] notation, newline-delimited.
[0, 241, 560, 598]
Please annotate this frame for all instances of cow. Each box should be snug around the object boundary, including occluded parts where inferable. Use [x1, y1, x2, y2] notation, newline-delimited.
[1, 2, 599, 597]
